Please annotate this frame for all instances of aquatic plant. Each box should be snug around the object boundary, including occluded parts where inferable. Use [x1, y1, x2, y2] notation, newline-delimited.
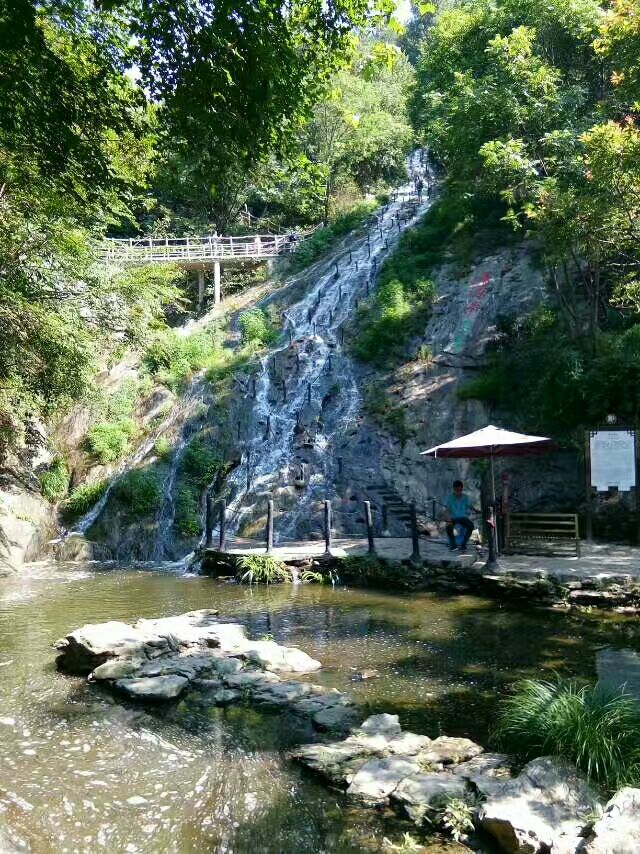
[495, 678, 640, 793]
[382, 833, 423, 853]
[300, 569, 324, 584]
[236, 555, 291, 584]
[440, 797, 475, 842]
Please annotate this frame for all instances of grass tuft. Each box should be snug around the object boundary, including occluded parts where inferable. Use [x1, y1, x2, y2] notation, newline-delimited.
[495, 678, 640, 794]
[236, 554, 291, 584]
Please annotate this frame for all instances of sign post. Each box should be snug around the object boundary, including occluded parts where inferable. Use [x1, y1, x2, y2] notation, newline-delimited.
[587, 427, 638, 543]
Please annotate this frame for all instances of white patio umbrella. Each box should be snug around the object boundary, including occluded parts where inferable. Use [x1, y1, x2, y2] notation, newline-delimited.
[420, 424, 555, 506]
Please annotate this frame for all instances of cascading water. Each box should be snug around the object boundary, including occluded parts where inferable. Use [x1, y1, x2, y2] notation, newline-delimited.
[223, 152, 432, 542]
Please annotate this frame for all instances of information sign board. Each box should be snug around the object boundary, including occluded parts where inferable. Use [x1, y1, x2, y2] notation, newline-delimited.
[590, 430, 636, 492]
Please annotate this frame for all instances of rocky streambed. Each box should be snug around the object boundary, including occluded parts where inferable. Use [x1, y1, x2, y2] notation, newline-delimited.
[55, 608, 640, 853]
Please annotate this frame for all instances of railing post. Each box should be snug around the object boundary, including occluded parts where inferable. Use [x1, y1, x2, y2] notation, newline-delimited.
[219, 499, 227, 552]
[364, 500, 376, 555]
[266, 498, 274, 554]
[324, 499, 333, 556]
[410, 502, 421, 563]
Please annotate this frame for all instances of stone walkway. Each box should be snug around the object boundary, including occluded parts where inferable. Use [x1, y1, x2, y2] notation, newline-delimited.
[497, 542, 640, 582]
[208, 535, 478, 566]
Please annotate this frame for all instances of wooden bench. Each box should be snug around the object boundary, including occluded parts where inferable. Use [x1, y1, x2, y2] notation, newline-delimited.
[504, 513, 581, 557]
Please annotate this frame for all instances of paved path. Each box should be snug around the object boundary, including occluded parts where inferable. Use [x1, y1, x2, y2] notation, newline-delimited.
[208, 536, 477, 567]
[498, 542, 640, 582]
[209, 538, 640, 583]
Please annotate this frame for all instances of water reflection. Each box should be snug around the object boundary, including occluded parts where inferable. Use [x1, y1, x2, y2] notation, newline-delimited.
[1, 565, 639, 851]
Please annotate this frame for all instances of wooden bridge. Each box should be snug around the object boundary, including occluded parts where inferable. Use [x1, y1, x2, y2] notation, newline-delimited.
[100, 233, 302, 268]
[100, 232, 310, 308]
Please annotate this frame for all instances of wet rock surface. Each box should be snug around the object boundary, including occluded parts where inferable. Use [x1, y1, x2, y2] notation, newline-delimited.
[479, 756, 603, 853]
[55, 610, 355, 734]
[580, 786, 640, 853]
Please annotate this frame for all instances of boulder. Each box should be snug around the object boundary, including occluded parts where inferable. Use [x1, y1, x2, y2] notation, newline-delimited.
[391, 772, 468, 824]
[417, 736, 484, 766]
[347, 756, 421, 803]
[224, 670, 281, 689]
[55, 621, 165, 674]
[453, 752, 512, 797]
[387, 732, 433, 756]
[291, 741, 373, 787]
[582, 787, 640, 853]
[313, 704, 358, 732]
[239, 640, 321, 673]
[356, 713, 402, 738]
[114, 675, 189, 700]
[479, 756, 603, 854]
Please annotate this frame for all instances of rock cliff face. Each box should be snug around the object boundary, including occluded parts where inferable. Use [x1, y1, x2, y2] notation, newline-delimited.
[0, 418, 55, 574]
[360, 243, 582, 523]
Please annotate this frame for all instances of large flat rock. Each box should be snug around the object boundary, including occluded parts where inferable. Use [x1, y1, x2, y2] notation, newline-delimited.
[582, 787, 640, 853]
[479, 756, 602, 853]
[391, 772, 467, 824]
[347, 756, 421, 803]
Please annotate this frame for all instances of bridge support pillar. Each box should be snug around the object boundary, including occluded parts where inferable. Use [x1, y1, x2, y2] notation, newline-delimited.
[197, 269, 206, 312]
[213, 260, 221, 306]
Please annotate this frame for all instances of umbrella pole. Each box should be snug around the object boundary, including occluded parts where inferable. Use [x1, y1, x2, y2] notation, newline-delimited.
[487, 451, 499, 567]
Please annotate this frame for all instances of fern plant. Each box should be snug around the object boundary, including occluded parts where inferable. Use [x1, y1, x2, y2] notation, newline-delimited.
[236, 554, 291, 584]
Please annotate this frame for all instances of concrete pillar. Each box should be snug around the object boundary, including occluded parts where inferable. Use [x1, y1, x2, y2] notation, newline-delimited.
[213, 260, 221, 306]
[197, 269, 205, 311]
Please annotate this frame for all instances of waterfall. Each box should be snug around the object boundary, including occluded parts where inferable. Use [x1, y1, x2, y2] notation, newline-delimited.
[222, 151, 432, 542]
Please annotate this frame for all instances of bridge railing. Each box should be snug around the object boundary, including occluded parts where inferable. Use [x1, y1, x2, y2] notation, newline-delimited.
[100, 233, 297, 265]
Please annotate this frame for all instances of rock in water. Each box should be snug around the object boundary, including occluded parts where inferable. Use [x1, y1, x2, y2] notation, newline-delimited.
[115, 675, 189, 700]
[347, 757, 421, 803]
[582, 787, 640, 853]
[479, 756, 603, 853]
[391, 772, 467, 824]
[417, 735, 484, 766]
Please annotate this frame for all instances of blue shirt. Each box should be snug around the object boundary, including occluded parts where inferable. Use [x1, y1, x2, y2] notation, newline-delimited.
[445, 493, 471, 519]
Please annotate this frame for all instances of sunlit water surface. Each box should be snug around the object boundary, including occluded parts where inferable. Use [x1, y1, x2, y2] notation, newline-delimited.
[1, 564, 639, 852]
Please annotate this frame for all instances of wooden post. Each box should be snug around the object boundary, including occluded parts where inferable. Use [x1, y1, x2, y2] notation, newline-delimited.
[364, 500, 375, 555]
[307, 382, 311, 404]
[349, 249, 352, 262]
[329, 308, 333, 325]
[324, 499, 333, 556]
[265, 415, 271, 440]
[197, 269, 205, 311]
[218, 500, 227, 551]
[266, 499, 274, 554]
[585, 429, 593, 542]
[282, 381, 286, 403]
[337, 456, 343, 476]
[327, 355, 332, 372]
[382, 503, 389, 535]
[205, 493, 214, 547]
[246, 451, 251, 491]
[296, 354, 301, 373]
[251, 378, 256, 399]
[635, 429, 640, 546]
[410, 502, 420, 562]
[213, 260, 221, 306]
[355, 261, 358, 272]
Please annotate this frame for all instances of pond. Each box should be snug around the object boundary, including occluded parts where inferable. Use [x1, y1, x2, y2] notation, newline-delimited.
[1, 564, 639, 852]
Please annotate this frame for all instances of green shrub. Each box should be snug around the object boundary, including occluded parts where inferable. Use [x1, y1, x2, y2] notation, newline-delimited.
[288, 202, 376, 271]
[236, 554, 291, 584]
[143, 328, 222, 391]
[238, 309, 278, 346]
[154, 436, 172, 460]
[112, 469, 162, 515]
[61, 479, 108, 523]
[174, 485, 201, 538]
[86, 419, 138, 463]
[181, 437, 221, 490]
[39, 457, 69, 502]
[495, 678, 640, 794]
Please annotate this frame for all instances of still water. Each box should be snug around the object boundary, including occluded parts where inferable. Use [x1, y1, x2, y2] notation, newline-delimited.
[1, 564, 639, 853]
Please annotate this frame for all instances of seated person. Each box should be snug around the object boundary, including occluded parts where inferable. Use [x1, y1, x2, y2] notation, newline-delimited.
[444, 479, 475, 552]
